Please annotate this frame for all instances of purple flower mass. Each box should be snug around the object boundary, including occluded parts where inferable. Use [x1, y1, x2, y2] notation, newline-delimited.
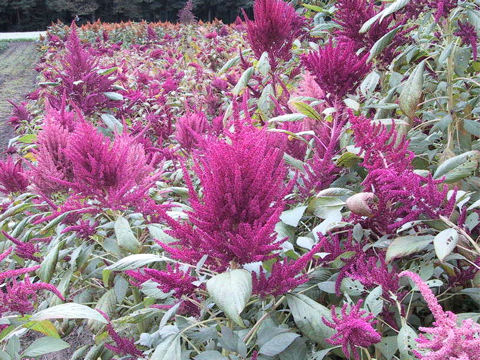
[323, 300, 381, 360]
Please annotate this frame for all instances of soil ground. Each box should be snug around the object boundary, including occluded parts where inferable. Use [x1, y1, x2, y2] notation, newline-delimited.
[0, 41, 39, 154]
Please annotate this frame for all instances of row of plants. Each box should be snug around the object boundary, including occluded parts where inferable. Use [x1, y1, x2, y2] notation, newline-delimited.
[1, 0, 480, 359]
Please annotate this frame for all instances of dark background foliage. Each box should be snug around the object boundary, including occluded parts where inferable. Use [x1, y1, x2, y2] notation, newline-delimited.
[0, 0, 254, 31]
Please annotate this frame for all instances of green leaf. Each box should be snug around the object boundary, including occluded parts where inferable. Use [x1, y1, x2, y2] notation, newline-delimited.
[194, 351, 227, 360]
[259, 333, 300, 356]
[103, 253, 164, 284]
[31, 303, 108, 324]
[368, 27, 400, 61]
[206, 269, 252, 327]
[399, 60, 425, 119]
[114, 216, 141, 253]
[88, 289, 116, 332]
[103, 92, 123, 101]
[23, 320, 60, 338]
[434, 151, 480, 183]
[379, 0, 411, 22]
[269, 113, 307, 123]
[17, 134, 37, 144]
[397, 324, 417, 359]
[311, 347, 338, 360]
[22, 337, 69, 357]
[360, 71, 381, 96]
[293, 102, 322, 120]
[360, 12, 382, 34]
[375, 336, 398, 360]
[286, 294, 334, 347]
[464, 119, 480, 138]
[365, 286, 383, 316]
[37, 242, 59, 283]
[280, 206, 308, 227]
[302, 4, 324, 12]
[386, 235, 433, 262]
[97, 67, 118, 76]
[336, 152, 362, 167]
[434, 228, 458, 262]
[232, 67, 254, 96]
[100, 114, 123, 133]
[151, 333, 181, 360]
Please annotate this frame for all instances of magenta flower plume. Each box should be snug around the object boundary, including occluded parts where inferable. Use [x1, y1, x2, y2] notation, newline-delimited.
[30, 119, 74, 194]
[45, 23, 120, 114]
[127, 264, 201, 315]
[455, 21, 478, 61]
[433, 0, 458, 23]
[160, 128, 291, 270]
[2, 231, 40, 262]
[399, 271, 480, 359]
[0, 277, 64, 316]
[175, 112, 209, 151]
[7, 100, 31, 128]
[63, 121, 159, 209]
[97, 310, 143, 358]
[178, 0, 196, 24]
[0, 247, 13, 263]
[323, 300, 381, 360]
[253, 242, 324, 297]
[243, 0, 301, 68]
[302, 42, 371, 105]
[0, 157, 29, 194]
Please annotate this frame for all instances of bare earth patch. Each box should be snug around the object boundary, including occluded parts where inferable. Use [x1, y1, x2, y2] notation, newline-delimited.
[0, 41, 39, 153]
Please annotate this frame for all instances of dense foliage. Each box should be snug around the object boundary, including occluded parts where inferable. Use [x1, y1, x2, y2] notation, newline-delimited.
[1, 0, 480, 359]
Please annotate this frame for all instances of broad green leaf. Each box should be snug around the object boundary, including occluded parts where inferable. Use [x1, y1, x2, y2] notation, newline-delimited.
[311, 347, 338, 360]
[434, 228, 458, 261]
[280, 206, 308, 227]
[399, 60, 425, 119]
[23, 320, 59, 338]
[37, 242, 59, 283]
[17, 134, 37, 144]
[97, 67, 118, 75]
[31, 303, 108, 324]
[88, 289, 116, 331]
[302, 4, 324, 12]
[22, 337, 69, 357]
[103, 254, 164, 284]
[434, 151, 480, 183]
[464, 119, 480, 138]
[293, 102, 322, 120]
[114, 216, 140, 253]
[397, 324, 417, 359]
[195, 351, 227, 360]
[375, 336, 398, 360]
[232, 67, 254, 96]
[365, 286, 383, 316]
[259, 333, 300, 356]
[286, 294, 334, 347]
[206, 269, 252, 327]
[368, 27, 400, 61]
[386, 235, 433, 262]
[103, 92, 123, 101]
[360, 71, 381, 96]
[269, 113, 307, 123]
[257, 52, 270, 76]
[380, 0, 411, 22]
[151, 333, 181, 360]
[100, 114, 123, 133]
[360, 12, 382, 33]
[336, 152, 362, 167]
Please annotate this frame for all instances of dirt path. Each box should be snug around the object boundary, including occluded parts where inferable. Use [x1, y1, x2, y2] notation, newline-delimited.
[0, 41, 39, 153]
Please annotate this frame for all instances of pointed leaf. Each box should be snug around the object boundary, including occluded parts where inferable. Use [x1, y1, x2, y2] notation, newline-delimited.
[31, 303, 108, 324]
[22, 337, 69, 357]
[386, 235, 433, 262]
[399, 60, 425, 119]
[434, 228, 458, 261]
[114, 216, 140, 253]
[207, 270, 252, 327]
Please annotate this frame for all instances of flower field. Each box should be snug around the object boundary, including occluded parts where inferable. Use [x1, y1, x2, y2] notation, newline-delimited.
[1, 0, 480, 359]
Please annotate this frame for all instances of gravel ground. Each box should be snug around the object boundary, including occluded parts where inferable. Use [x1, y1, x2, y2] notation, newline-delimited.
[0, 41, 39, 154]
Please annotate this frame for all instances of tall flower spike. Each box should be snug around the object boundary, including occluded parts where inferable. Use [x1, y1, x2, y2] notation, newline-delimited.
[243, 0, 301, 69]
[302, 42, 371, 105]
[159, 127, 291, 270]
[0, 157, 29, 194]
[323, 300, 381, 360]
[399, 271, 480, 359]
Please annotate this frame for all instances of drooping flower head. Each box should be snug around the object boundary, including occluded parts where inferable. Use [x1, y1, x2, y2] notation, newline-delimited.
[455, 21, 478, 61]
[243, 0, 302, 69]
[323, 300, 381, 360]
[302, 42, 371, 105]
[0, 157, 29, 194]
[399, 271, 480, 359]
